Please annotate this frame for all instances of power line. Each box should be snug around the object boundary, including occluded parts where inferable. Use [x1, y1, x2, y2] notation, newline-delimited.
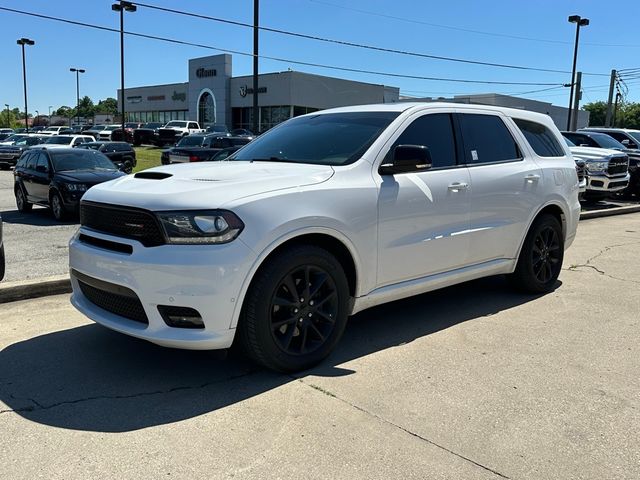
[308, 0, 640, 50]
[0, 6, 566, 86]
[131, 1, 603, 76]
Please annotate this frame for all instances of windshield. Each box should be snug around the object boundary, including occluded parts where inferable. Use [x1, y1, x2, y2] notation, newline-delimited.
[89, 125, 105, 131]
[3, 134, 29, 143]
[105, 126, 119, 131]
[591, 133, 625, 149]
[165, 121, 188, 128]
[77, 143, 102, 151]
[43, 127, 59, 132]
[231, 112, 400, 166]
[564, 137, 576, 147]
[15, 137, 44, 146]
[51, 150, 117, 172]
[45, 136, 74, 145]
[207, 125, 228, 132]
[177, 136, 205, 147]
[143, 123, 163, 128]
[125, 123, 138, 128]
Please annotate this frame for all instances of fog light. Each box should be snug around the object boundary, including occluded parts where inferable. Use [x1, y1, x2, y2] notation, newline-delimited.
[158, 306, 204, 329]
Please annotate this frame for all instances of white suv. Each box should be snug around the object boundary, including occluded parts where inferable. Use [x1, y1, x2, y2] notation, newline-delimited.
[69, 103, 580, 371]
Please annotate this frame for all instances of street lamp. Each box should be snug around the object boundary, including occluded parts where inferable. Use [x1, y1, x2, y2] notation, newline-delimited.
[4, 104, 9, 128]
[48, 105, 53, 124]
[567, 15, 589, 131]
[112, 1, 137, 137]
[17, 37, 35, 133]
[35, 109, 39, 127]
[70, 68, 86, 126]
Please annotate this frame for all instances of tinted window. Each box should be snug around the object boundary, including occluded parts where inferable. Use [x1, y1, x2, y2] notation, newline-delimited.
[563, 133, 593, 147]
[188, 123, 199, 129]
[230, 137, 251, 146]
[388, 113, 456, 168]
[232, 112, 399, 166]
[50, 150, 117, 171]
[606, 131, 637, 147]
[513, 119, 564, 157]
[177, 136, 205, 147]
[113, 144, 131, 152]
[17, 152, 31, 168]
[459, 114, 520, 164]
[35, 152, 50, 172]
[25, 151, 38, 170]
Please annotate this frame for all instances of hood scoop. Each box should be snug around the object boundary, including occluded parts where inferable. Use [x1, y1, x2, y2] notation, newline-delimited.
[134, 171, 173, 180]
[191, 178, 221, 182]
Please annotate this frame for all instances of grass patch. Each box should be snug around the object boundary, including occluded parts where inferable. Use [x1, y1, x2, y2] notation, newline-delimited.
[133, 146, 163, 173]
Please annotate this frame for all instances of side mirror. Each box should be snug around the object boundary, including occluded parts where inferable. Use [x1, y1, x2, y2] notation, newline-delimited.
[579, 144, 590, 147]
[379, 145, 432, 175]
[621, 139, 631, 147]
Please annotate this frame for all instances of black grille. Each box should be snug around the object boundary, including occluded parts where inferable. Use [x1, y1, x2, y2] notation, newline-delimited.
[80, 201, 165, 247]
[608, 156, 628, 176]
[74, 270, 148, 324]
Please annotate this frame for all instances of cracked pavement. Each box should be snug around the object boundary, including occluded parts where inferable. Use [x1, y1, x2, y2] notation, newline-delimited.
[0, 213, 639, 479]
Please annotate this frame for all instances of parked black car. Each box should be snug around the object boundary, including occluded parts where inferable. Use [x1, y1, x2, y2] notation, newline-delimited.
[76, 141, 137, 173]
[206, 124, 230, 136]
[0, 135, 48, 169]
[206, 146, 243, 161]
[133, 122, 164, 146]
[562, 130, 640, 197]
[13, 147, 125, 220]
[160, 135, 252, 164]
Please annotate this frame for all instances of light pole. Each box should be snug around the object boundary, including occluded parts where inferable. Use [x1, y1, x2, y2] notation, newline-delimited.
[35, 110, 39, 127]
[566, 15, 589, 131]
[70, 68, 85, 125]
[48, 105, 53, 125]
[17, 37, 35, 133]
[4, 104, 9, 128]
[112, 1, 136, 137]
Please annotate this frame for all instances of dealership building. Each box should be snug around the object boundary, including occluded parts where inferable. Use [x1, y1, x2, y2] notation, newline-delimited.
[117, 53, 400, 131]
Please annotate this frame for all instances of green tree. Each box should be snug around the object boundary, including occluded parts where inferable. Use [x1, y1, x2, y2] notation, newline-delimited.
[55, 106, 74, 117]
[95, 97, 118, 115]
[76, 96, 95, 119]
[583, 101, 607, 127]
[0, 109, 18, 128]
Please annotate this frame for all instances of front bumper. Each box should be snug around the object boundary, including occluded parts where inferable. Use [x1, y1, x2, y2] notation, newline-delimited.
[0, 153, 20, 167]
[586, 173, 629, 192]
[69, 228, 256, 350]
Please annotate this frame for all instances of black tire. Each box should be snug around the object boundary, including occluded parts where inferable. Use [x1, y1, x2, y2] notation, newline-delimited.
[15, 186, 32, 212]
[50, 192, 67, 221]
[237, 245, 350, 372]
[510, 214, 564, 294]
[0, 244, 5, 282]
[122, 159, 133, 174]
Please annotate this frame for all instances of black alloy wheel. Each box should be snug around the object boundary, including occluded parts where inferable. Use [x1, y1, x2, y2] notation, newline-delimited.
[510, 213, 564, 293]
[269, 265, 339, 356]
[238, 245, 350, 372]
[531, 226, 561, 284]
[15, 186, 32, 212]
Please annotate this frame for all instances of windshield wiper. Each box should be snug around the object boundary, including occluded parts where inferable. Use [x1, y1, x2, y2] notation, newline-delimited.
[249, 157, 290, 163]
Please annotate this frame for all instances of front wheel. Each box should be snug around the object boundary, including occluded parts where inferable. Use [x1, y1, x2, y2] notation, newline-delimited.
[237, 245, 350, 372]
[509, 214, 564, 293]
[50, 192, 67, 221]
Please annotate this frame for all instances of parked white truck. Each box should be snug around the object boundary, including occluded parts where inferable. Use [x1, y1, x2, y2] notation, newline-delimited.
[156, 121, 205, 146]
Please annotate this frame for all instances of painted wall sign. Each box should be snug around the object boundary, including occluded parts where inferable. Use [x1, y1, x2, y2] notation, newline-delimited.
[126, 96, 142, 104]
[147, 95, 166, 101]
[196, 67, 217, 78]
[239, 85, 267, 97]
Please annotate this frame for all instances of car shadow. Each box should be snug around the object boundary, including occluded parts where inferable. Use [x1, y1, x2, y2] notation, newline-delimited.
[0, 276, 558, 432]
[0, 208, 78, 226]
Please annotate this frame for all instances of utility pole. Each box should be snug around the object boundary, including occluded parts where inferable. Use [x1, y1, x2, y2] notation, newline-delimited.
[604, 69, 617, 127]
[252, 0, 259, 134]
[612, 92, 621, 128]
[570, 71, 582, 131]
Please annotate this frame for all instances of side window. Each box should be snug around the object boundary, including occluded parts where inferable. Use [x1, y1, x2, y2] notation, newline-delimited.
[25, 151, 38, 170]
[388, 113, 457, 168]
[513, 119, 565, 157]
[212, 139, 224, 148]
[609, 132, 637, 148]
[17, 152, 31, 168]
[35, 153, 50, 172]
[188, 122, 198, 129]
[459, 114, 520, 164]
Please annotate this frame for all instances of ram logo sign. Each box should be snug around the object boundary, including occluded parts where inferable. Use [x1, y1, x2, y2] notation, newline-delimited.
[171, 91, 187, 102]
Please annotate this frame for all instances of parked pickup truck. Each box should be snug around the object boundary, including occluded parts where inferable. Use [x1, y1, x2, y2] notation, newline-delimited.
[567, 143, 629, 201]
[160, 134, 252, 164]
[156, 121, 205, 146]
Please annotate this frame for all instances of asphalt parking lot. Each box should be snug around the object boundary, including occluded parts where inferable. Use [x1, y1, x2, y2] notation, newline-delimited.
[0, 170, 78, 282]
[0, 213, 638, 479]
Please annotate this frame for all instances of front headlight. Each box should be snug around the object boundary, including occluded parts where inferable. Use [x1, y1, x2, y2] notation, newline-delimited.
[585, 161, 608, 173]
[156, 210, 244, 244]
[65, 183, 87, 191]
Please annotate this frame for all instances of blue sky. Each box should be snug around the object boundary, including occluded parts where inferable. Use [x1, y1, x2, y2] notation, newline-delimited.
[1, 0, 639, 115]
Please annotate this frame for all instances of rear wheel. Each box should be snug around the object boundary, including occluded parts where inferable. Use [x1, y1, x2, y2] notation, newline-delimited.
[510, 214, 564, 293]
[237, 245, 350, 372]
[15, 186, 32, 212]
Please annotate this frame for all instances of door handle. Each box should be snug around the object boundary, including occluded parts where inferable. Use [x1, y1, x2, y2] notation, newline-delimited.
[525, 174, 541, 183]
[448, 182, 469, 192]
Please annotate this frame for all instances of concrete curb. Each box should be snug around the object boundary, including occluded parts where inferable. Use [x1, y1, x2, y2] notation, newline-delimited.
[0, 275, 71, 304]
[580, 204, 640, 220]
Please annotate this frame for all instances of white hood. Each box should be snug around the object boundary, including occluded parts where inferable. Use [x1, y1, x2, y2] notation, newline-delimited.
[83, 161, 335, 210]
[569, 146, 622, 161]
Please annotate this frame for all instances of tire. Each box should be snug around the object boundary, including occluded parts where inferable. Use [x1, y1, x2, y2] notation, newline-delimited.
[0, 244, 5, 282]
[15, 186, 32, 212]
[122, 159, 133, 174]
[510, 214, 564, 294]
[50, 192, 67, 221]
[237, 245, 350, 372]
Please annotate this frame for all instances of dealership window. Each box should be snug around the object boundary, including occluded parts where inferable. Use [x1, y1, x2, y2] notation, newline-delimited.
[293, 106, 319, 117]
[198, 91, 216, 126]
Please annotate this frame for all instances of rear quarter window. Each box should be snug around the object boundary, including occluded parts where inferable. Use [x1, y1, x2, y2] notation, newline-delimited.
[514, 119, 565, 157]
[459, 114, 521, 164]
